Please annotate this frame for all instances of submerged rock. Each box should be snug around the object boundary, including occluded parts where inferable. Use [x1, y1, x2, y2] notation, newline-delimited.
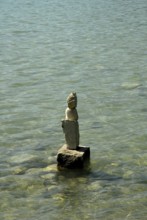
[43, 164, 57, 172]
[87, 181, 102, 191]
[12, 166, 26, 175]
[121, 82, 142, 90]
[9, 154, 38, 164]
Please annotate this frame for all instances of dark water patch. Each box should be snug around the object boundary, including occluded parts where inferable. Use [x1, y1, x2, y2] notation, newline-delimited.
[10, 190, 28, 199]
[20, 160, 49, 170]
[141, 108, 147, 112]
[8, 154, 49, 170]
[34, 143, 49, 151]
[135, 173, 147, 184]
[137, 180, 147, 184]
[0, 176, 18, 191]
[138, 86, 147, 97]
[42, 190, 56, 199]
[91, 122, 102, 129]
[90, 170, 122, 181]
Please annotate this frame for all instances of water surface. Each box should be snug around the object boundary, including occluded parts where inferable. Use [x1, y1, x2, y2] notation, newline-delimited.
[0, 0, 147, 219]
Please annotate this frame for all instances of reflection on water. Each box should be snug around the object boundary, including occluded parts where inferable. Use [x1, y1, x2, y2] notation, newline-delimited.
[0, 0, 147, 219]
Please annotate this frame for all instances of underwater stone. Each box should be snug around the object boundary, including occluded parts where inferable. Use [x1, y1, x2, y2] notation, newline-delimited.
[121, 82, 142, 90]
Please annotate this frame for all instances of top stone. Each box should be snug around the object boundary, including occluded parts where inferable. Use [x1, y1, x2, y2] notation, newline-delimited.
[65, 93, 78, 121]
[67, 92, 77, 109]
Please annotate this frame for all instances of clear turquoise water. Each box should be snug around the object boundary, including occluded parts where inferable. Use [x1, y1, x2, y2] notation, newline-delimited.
[0, 0, 147, 219]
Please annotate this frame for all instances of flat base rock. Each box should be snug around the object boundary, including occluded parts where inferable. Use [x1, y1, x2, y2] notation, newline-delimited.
[57, 145, 90, 169]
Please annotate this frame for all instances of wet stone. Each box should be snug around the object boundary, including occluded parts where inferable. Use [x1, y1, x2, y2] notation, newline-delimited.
[57, 145, 90, 169]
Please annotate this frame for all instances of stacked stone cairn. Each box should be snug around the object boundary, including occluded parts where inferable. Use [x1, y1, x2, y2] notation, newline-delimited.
[57, 93, 90, 169]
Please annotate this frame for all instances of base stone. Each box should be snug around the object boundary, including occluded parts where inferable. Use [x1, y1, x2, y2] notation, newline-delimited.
[57, 145, 90, 169]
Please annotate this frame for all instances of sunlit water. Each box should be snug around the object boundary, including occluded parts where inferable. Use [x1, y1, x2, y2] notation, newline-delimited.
[0, 0, 147, 219]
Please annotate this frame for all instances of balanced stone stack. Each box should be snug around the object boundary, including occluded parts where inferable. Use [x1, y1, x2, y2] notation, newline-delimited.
[57, 93, 90, 169]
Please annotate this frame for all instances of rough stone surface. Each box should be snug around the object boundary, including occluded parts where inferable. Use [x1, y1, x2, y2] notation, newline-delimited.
[62, 120, 79, 149]
[59, 92, 90, 169]
[65, 107, 78, 121]
[67, 92, 77, 109]
[57, 145, 90, 169]
[62, 92, 80, 149]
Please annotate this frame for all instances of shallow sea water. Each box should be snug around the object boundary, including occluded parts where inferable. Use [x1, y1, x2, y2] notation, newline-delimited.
[0, 0, 147, 219]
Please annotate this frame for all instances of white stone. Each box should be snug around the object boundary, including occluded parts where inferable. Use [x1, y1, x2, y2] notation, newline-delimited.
[62, 92, 79, 149]
[62, 120, 79, 149]
[65, 107, 78, 121]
